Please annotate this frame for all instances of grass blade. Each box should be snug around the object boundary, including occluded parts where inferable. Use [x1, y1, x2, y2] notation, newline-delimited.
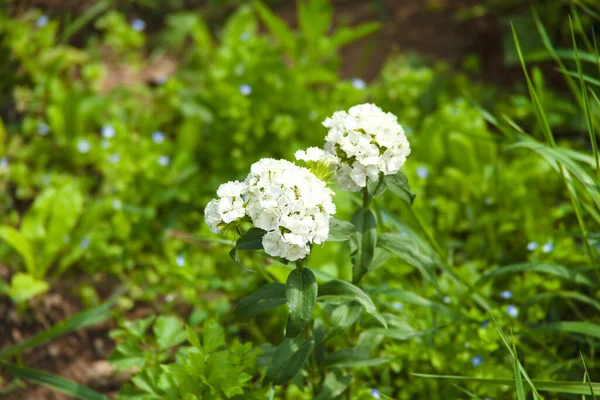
[59, 0, 112, 43]
[0, 362, 107, 400]
[581, 352, 597, 400]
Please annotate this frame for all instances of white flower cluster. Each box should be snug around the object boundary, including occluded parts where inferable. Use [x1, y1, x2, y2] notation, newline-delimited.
[204, 158, 336, 261]
[318, 103, 411, 192]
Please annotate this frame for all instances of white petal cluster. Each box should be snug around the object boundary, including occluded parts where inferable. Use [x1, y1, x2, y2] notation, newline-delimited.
[322, 103, 411, 192]
[294, 147, 338, 165]
[204, 158, 336, 261]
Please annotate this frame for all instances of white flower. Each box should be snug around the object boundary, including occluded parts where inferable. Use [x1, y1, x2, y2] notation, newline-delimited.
[77, 140, 91, 154]
[321, 103, 411, 191]
[294, 147, 338, 165]
[204, 158, 336, 261]
[102, 125, 116, 139]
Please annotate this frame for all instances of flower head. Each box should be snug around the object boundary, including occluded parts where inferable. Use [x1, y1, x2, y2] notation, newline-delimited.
[542, 242, 554, 253]
[500, 290, 513, 299]
[176, 254, 185, 267]
[36, 15, 49, 28]
[527, 241, 538, 251]
[322, 103, 411, 191]
[158, 156, 170, 166]
[77, 140, 91, 154]
[416, 166, 429, 179]
[152, 131, 166, 144]
[131, 19, 146, 32]
[239, 84, 252, 96]
[102, 125, 115, 139]
[370, 388, 381, 399]
[471, 355, 483, 367]
[204, 158, 336, 261]
[506, 305, 519, 318]
[38, 122, 50, 136]
[352, 78, 366, 90]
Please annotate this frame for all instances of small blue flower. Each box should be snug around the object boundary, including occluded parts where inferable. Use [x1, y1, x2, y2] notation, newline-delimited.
[101, 125, 115, 139]
[155, 74, 168, 84]
[506, 305, 519, 318]
[0, 157, 8, 168]
[392, 302, 404, 311]
[352, 78, 366, 90]
[500, 290, 513, 299]
[131, 19, 146, 32]
[442, 296, 451, 304]
[80, 237, 90, 250]
[239, 84, 252, 96]
[176, 254, 185, 267]
[542, 242, 554, 253]
[38, 122, 50, 136]
[77, 140, 91, 154]
[36, 15, 49, 28]
[485, 197, 494, 205]
[480, 319, 489, 328]
[527, 241, 538, 251]
[399, 231, 408, 237]
[240, 32, 251, 41]
[158, 156, 170, 166]
[112, 199, 122, 210]
[416, 166, 429, 179]
[108, 153, 120, 164]
[152, 131, 166, 144]
[471, 355, 483, 367]
[165, 294, 174, 303]
[465, 342, 470, 348]
[370, 388, 381, 399]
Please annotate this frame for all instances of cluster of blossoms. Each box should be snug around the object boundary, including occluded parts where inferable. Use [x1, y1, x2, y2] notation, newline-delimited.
[296, 103, 411, 192]
[204, 158, 336, 261]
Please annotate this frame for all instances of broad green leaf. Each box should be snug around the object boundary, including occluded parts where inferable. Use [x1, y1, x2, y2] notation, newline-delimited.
[323, 302, 362, 343]
[315, 370, 352, 400]
[235, 282, 286, 321]
[478, 262, 594, 287]
[285, 268, 318, 338]
[265, 337, 302, 382]
[350, 208, 377, 284]
[203, 319, 225, 352]
[153, 316, 187, 350]
[7, 273, 48, 304]
[318, 280, 387, 328]
[324, 348, 390, 369]
[122, 316, 155, 340]
[186, 326, 201, 349]
[0, 297, 115, 359]
[377, 233, 438, 287]
[413, 373, 600, 396]
[0, 362, 107, 400]
[383, 171, 415, 205]
[274, 337, 314, 385]
[109, 339, 145, 371]
[0, 225, 36, 276]
[298, 0, 332, 41]
[327, 217, 355, 242]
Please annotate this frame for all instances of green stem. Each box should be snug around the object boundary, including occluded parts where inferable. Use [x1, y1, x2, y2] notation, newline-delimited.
[362, 187, 370, 209]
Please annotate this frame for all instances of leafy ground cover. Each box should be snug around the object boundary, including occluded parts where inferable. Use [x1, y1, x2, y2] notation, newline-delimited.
[0, 0, 599, 399]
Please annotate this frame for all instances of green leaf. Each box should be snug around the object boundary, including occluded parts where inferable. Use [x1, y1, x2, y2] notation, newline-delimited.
[153, 316, 187, 350]
[323, 302, 362, 343]
[327, 217, 355, 242]
[203, 319, 225, 352]
[413, 373, 600, 396]
[0, 225, 36, 276]
[330, 22, 381, 47]
[186, 326, 201, 349]
[315, 370, 352, 400]
[318, 280, 387, 328]
[7, 273, 48, 304]
[229, 228, 266, 272]
[108, 339, 145, 371]
[265, 337, 302, 382]
[0, 297, 115, 359]
[529, 321, 600, 340]
[324, 348, 390, 369]
[235, 282, 286, 321]
[478, 262, 594, 287]
[350, 208, 377, 284]
[377, 233, 438, 288]
[285, 268, 318, 338]
[254, 1, 296, 59]
[0, 362, 108, 400]
[512, 332, 526, 400]
[383, 171, 415, 205]
[274, 337, 315, 385]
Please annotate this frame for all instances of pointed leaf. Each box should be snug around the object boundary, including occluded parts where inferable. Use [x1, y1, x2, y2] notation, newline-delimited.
[318, 280, 387, 328]
[327, 217, 355, 242]
[235, 282, 286, 321]
[285, 268, 318, 338]
[350, 208, 377, 284]
[383, 171, 415, 205]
